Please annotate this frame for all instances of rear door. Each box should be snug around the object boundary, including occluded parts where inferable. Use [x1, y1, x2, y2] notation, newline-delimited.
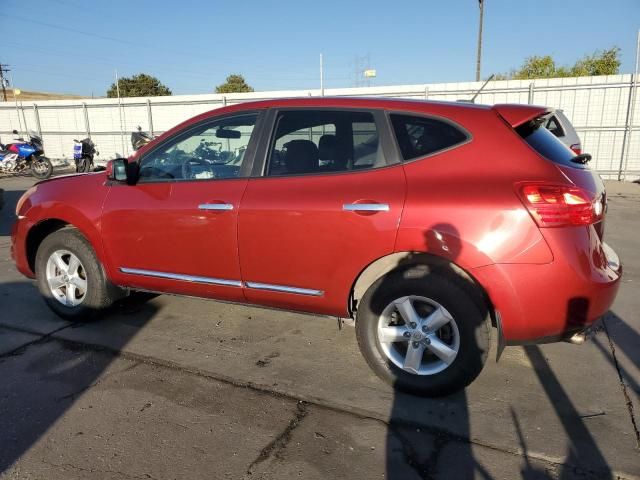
[238, 108, 406, 315]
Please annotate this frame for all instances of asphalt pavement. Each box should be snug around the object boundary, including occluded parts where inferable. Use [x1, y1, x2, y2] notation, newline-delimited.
[0, 170, 638, 479]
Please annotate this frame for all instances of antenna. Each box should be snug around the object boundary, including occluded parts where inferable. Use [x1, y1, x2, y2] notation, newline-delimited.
[469, 74, 495, 103]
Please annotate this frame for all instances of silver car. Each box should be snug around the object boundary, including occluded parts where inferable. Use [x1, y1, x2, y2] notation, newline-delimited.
[544, 109, 582, 154]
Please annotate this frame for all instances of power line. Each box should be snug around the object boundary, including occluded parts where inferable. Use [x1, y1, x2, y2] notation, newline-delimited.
[0, 64, 10, 101]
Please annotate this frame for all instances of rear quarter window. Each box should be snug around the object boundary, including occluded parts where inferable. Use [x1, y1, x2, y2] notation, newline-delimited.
[390, 114, 469, 161]
[517, 120, 587, 169]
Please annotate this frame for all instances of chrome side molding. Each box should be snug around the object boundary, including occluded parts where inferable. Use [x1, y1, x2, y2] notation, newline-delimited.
[245, 282, 324, 297]
[120, 268, 242, 287]
[343, 203, 389, 212]
[120, 268, 323, 296]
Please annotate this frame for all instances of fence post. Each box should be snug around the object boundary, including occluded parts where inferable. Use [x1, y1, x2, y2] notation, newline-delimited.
[619, 73, 638, 181]
[32, 104, 42, 138]
[528, 83, 535, 104]
[424, 86, 429, 100]
[82, 102, 91, 138]
[146, 99, 154, 136]
[222, 96, 227, 106]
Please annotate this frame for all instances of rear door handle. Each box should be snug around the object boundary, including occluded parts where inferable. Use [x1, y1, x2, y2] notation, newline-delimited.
[343, 203, 390, 212]
[199, 203, 234, 211]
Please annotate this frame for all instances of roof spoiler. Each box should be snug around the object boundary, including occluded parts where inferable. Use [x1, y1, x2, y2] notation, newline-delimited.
[493, 104, 551, 128]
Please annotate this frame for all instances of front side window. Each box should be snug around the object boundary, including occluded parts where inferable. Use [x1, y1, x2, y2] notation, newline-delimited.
[267, 110, 384, 176]
[139, 113, 258, 182]
[390, 114, 468, 161]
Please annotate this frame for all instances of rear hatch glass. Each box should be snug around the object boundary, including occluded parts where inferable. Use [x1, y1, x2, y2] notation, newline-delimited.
[517, 119, 586, 169]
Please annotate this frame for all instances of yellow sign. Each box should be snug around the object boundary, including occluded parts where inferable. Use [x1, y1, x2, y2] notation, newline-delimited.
[363, 69, 377, 78]
[13, 88, 21, 96]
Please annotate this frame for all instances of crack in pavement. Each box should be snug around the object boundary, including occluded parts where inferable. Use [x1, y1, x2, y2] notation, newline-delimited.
[245, 400, 309, 476]
[602, 317, 640, 450]
[0, 323, 75, 360]
[3, 323, 639, 479]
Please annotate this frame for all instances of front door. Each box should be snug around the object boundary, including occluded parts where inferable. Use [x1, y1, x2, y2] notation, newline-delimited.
[101, 111, 262, 301]
[238, 109, 406, 315]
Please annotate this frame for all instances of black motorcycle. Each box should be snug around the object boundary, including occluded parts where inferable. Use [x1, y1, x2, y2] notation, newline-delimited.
[131, 126, 154, 151]
[73, 138, 98, 173]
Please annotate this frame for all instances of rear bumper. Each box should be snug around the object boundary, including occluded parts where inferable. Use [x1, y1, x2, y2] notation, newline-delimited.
[473, 228, 621, 344]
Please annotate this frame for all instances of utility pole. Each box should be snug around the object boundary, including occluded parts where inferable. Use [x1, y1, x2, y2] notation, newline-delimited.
[320, 53, 324, 96]
[0, 64, 10, 102]
[476, 0, 484, 82]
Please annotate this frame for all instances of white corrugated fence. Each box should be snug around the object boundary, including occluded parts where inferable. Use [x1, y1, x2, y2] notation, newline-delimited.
[0, 74, 638, 180]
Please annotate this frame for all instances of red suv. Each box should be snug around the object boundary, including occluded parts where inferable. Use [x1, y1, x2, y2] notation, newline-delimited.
[11, 98, 621, 396]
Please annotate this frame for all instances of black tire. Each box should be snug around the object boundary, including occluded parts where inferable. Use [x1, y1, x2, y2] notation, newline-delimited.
[31, 155, 53, 179]
[355, 267, 491, 397]
[35, 228, 120, 320]
[80, 156, 92, 173]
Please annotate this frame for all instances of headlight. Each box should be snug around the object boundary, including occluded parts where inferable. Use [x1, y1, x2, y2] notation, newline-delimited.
[15, 186, 37, 218]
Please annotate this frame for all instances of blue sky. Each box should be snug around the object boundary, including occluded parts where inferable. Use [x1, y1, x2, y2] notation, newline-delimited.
[0, 0, 638, 96]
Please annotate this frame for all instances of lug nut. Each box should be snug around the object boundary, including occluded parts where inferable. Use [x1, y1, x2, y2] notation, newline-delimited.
[421, 325, 428, 333]
[403, 331, 411, 338]
[412, 341, 420, 348]
[424, 337, 431, 345]
[410, 322, 417, 329]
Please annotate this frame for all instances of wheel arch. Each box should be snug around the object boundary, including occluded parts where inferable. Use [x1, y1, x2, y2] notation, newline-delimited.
[349, 251, 496, 326]
[25, 218, 109, 279]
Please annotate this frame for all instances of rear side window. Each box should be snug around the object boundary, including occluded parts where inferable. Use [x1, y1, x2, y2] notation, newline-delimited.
[517, 120, 586, 169]
[390, 114, 468, 161]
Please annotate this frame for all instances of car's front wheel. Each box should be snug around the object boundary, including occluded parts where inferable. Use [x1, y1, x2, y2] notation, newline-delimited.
[35, 228, 118, 320]
[355, 267, 491, 396]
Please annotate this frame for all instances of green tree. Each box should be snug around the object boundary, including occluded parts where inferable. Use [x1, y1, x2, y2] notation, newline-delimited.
[495, 47, 620, 80]
[107, 73, 171, 98]
[570, 47, 621, 76]
[215, 74, 254, 93]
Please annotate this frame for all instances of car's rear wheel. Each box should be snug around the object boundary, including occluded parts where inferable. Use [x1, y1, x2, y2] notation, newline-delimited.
[355, 268, 491, 396]
[35, 228, 118, 320]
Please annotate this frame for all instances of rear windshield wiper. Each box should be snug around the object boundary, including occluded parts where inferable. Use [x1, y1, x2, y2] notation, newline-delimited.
[571, 153, 592, 164]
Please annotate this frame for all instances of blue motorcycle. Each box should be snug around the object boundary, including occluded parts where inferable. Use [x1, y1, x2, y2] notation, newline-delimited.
[0, 129, 53, 179]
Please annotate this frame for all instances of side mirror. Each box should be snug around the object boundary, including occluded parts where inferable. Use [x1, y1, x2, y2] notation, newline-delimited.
[12, 129, 18, 135]
[106, 158, 138, 185]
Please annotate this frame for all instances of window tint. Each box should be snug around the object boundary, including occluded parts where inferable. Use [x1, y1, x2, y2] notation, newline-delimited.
[267, 110, 383, 176]
[517, 120, 587, 169]
[390, 114, 468, 161]
[139, 113, 257, 182]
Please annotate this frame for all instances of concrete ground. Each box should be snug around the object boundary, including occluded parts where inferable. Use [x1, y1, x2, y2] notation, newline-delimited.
[0, 170, 638, 480]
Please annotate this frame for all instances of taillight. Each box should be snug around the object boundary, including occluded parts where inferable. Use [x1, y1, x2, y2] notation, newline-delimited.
[517, 183, 602, 227]
[570, 144, 582, 155]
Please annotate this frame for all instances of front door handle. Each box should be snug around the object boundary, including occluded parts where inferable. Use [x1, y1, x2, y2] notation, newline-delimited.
[199, 203, 234, 211]
[343, 203, 390, 212]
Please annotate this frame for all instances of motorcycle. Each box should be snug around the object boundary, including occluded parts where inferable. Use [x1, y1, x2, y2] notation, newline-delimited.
[0, 129, 53, 179]
[131, 126, 154, 151]
[73, 137, 98, 173]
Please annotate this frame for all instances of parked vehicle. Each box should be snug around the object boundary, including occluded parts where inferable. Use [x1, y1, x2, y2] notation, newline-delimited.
[73, 138, 98, 173]
[0, 129, 52, 179]
[10, 98, 621, 396]
[131, 126, 154, 151]
[544, 109, 582, 154]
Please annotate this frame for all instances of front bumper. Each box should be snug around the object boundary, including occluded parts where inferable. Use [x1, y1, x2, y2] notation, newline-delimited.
[11, 215, 35, 278]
